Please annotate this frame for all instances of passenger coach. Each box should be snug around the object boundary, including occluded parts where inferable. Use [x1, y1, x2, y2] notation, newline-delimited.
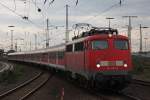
[8, 27, 132, 90]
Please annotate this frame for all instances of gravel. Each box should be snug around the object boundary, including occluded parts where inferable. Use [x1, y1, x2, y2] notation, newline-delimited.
[123, 84, 150, 100]
[1, 62, 149, 100]
[0, 62, 41, 94]
[27, 75, 102, 100]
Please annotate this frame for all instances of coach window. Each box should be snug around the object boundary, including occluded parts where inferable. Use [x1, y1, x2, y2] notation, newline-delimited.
[66, 44, 73, 52]
[52, 52, 56, 59]
[58, 51, 65, 59]
[92, 40, 108, 50]
[48, 52, 52, 59]
[75, 42, 84, 51]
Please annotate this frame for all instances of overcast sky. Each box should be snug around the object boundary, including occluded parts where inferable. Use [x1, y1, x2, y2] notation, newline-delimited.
[0, 0, 150, 52]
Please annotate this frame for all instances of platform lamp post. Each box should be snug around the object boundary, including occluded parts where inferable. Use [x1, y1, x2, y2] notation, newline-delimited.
[139, 24, 149, 53]
[106, 17, 114, 28]
[8, 25, 15, 50]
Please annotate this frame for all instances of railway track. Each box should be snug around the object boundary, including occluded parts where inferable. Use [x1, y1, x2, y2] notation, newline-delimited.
[0, 71, 52, 100]
[132, 79, 150, 87]
[84, 79, 150, 100]
[65, 76, 142, 100]
[0, 61, 13, 72]
[119, 92, 142, 100]
[79, 86, 141, 100]
[94, 91, 141, 100]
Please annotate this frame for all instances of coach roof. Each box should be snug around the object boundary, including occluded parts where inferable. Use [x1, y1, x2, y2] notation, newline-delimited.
[8, 43, 65, 56]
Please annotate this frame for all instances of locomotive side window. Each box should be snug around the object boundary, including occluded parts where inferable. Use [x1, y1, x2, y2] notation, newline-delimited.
[114, 40, 128, 50]
[66, 44, 73, 52]
[92, 40, 108, 50]
[75, 42, 84, 51]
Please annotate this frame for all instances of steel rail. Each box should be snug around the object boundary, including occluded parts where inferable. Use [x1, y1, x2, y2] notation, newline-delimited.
[19, 73, 52, 100]
[0, 71, 43, 98]
[0, 62, 13, 72]
[121, 92, 142, 100]
[132, 79, 150, 87]
[90, 88, 142, 100]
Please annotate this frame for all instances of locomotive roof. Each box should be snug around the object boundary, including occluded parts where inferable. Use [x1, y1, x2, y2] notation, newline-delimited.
[86, 34, 128, 40]
[72, 27, 118, 40]
[67, 34, 128, 45]
[68, 27, 128, 44]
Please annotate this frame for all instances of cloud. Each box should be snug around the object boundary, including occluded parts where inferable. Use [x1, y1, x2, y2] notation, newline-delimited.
[0, 0, 150, 51]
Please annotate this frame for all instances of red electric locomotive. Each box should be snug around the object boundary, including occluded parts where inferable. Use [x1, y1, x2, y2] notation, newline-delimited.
[8, 27, 132, 90]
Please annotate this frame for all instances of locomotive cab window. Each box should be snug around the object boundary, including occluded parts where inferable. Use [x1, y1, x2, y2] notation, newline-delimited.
[92, 40, 108, 50]
[114, 40, 128, 50]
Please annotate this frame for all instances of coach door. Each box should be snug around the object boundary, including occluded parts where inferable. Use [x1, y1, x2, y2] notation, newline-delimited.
[74, 42, 85, 74]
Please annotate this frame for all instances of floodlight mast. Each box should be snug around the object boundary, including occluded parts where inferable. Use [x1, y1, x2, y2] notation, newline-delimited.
[122, 16, 137, 47]
[65, 4, 69, 43]
[139, 24, 149, 52]
[46, 18, 49, 48]
[8, 25, 15, 50]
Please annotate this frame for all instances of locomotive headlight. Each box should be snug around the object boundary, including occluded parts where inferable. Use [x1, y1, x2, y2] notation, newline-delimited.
[96, 64, 101, 68]
[124, 64, 128, 67]
[108, 34, 112, 38]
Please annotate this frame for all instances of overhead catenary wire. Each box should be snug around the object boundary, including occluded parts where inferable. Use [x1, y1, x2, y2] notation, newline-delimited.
[30, 0, 53, 32]
[49, 0, 55, 6]
[43, 0, 79, 6]
[93, 0, 125, 17]
[2, 1, 126, 39]
[27, 0, 31, 17]
[0, 1, 43, 29]
[30, 0, 68, 39]
[0, 1, 23, 18]
[23, 0, 27, 18]
[75, 0, 125, 23]
[76, 0, 78, 5]
[31, 0, 48, 19]
[40, 0, 125, 28]
[13, 0, 16, 11]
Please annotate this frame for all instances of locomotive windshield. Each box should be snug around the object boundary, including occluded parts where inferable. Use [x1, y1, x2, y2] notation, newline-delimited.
[92, 40, 108, 50]
[114, 40, 128, 50]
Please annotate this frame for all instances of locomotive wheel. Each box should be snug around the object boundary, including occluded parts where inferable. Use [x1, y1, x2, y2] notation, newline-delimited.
[75, 74, 88, 88]
[65, 71, 74, 82]
[80, 78, 88, 88]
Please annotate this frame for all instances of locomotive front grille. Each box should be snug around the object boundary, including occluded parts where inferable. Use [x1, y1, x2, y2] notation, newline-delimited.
[100, 61, 123, 66]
